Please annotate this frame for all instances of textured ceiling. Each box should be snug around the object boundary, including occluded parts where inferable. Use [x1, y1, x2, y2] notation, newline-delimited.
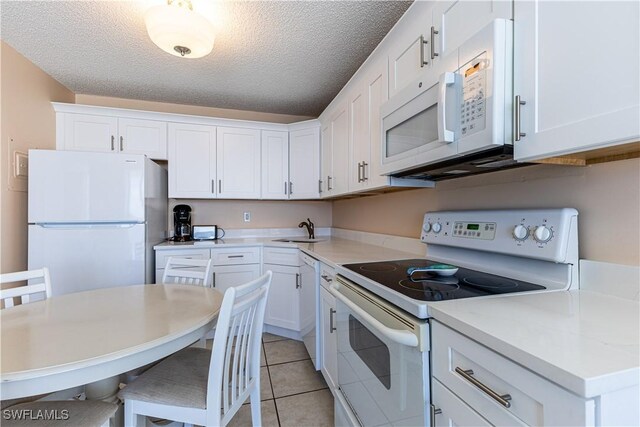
[0, 0, 412, 116]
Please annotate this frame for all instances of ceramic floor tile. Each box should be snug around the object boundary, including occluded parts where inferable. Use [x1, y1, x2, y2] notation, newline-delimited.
[260, 366, 273, 401]
[227, 399, 279, 427]
[269, 359, 327, 398]
[264, 339, 310, 365]
[262, 332, 288, 343]
[276, 389, 334, 427]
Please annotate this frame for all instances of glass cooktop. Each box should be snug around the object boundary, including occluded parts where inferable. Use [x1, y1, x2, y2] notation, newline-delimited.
[342, 259, 545, 302]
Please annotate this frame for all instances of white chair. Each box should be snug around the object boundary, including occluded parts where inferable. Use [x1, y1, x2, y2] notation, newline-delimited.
[119, 271, 272, 427]
[162, 257, 213, 287]
[0, 268, 118, 427]
[0, 267, 52, 308]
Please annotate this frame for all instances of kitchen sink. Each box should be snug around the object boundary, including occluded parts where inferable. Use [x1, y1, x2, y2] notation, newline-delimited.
[272, 238, 325, 243]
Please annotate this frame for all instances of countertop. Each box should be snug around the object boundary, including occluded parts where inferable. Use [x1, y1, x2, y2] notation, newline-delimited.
[428, 290, 640, 398]
[155, 236, 422, 267]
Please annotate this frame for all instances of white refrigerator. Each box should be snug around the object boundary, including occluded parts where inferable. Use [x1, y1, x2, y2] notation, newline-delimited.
[28, 150, 167, 296]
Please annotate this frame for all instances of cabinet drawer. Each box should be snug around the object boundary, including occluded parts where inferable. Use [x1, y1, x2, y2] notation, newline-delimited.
[211, 246, 260, 265]
[432, 378, 491, 427]
[155, 248, 210, 270]
[263, 247, 301, 266]
[432, 321, 594, 426]
[319, 263, 335, 291]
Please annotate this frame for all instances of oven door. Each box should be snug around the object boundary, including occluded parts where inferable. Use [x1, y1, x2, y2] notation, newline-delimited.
[331, 278, 430, 427]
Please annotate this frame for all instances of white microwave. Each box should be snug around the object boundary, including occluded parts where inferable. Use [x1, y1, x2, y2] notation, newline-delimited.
[380, 19, 514, 177]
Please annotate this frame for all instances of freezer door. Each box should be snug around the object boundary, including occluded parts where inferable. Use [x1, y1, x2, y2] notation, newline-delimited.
[28, 150, 146, 223]
[28, 223, 146, 296]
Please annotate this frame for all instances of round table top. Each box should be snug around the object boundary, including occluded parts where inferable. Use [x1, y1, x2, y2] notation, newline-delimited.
[1, 284, 223, 399]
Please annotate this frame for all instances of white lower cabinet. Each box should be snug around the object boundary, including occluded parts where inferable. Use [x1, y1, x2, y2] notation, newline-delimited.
[263, 247, 302, 331]
[432, 379, 491, 427]
[212, 264, 261, 295]
[154, 248, 211, 284]
[432, 321, 596, 426]
[319, 284, 337, 391]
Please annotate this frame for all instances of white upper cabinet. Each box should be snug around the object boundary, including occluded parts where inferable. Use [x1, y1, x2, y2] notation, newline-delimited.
[329, 102, 350, 196]
[118, 118, 167, 160]
[348, 78, 368, 192]
[513, 0, 640, 161]
[320, 123, 332, 197]
[364, 59, 390, 189]
[261, 130, 289, 200]
[60, 113, 167, 160]
[431, 0, 512, 69]
[63, 114, 118, 154]
[289, 127, 321, 199]
[168, 123, 217, 199]
[387, 2, 433, 98]
[216, 127, 262, 199]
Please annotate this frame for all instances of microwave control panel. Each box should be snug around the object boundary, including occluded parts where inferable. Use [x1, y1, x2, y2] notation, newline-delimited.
[459, 54, 488, 138]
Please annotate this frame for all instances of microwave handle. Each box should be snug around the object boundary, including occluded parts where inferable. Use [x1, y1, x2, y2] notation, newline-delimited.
[438, 72, 457, 143]
[329, 283, 419, 348]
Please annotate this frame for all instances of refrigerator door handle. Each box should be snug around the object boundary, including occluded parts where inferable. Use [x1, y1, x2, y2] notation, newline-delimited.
[34, 223, 142, 229]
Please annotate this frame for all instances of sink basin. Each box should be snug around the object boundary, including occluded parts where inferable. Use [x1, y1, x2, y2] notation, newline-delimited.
[272, 238, 325, 243]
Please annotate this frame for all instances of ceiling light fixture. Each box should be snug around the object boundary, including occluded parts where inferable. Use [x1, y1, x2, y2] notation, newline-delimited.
[145, 0, 215, 59]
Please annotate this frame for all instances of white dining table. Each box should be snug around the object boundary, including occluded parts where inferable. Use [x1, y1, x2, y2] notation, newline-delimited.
[1, 284, 223, 400]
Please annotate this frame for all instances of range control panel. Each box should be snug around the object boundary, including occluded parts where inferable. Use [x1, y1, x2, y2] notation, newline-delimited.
[421, 209, 578, 263]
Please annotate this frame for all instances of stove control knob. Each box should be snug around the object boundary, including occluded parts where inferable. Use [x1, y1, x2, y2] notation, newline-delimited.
[512, 224, 529, 241]
[423, 222, 432, 233]
[533, 225, 552, 243]
[432, 222, 442, 234]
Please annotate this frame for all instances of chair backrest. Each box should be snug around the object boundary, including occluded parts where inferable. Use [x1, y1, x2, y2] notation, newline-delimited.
[0, 268, 52, 308]
[206, 271, 272, 426]
[161, 257, 213, 287]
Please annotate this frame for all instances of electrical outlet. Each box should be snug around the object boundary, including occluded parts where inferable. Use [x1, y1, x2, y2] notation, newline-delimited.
[14, 151, 28, 178]
[243, 212, 251, 222]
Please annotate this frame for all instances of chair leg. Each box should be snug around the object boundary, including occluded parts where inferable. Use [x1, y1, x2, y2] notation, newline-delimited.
[124, 402, 142, 427]
[250, 386, 262, 427]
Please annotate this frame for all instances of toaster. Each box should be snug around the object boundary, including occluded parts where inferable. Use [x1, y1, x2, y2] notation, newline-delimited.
[192, 225, 220, 240]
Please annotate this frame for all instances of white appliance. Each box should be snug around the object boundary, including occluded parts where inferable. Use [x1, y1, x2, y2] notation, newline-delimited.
[380, 19, 517, 180]
[332, 208, 579, 426]
[28, 150, 167, 296]
[300, 252, 320, 369]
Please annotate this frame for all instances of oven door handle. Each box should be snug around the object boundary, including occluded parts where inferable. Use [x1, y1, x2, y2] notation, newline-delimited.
[329, 284, 419, 348]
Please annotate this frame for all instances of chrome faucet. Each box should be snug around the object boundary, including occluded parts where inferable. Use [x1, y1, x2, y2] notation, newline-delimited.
[298, 218, 315, 239]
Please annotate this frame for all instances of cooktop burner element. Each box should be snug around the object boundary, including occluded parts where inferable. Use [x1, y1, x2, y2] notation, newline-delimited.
[342, 259, 545, 302]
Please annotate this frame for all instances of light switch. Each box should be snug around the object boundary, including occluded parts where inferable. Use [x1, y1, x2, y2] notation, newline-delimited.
[14, 151, 28, 178]
[243, 212, 251, 222]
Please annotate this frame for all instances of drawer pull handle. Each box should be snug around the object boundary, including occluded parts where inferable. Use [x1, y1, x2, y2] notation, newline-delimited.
[227, 255, 244, 258]
[455, 367, 512, 408]
[329, 308, 336, 333]
[321, 274, 333, 283]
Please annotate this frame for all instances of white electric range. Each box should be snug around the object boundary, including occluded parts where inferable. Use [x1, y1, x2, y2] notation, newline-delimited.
[330, 208, 579, 427]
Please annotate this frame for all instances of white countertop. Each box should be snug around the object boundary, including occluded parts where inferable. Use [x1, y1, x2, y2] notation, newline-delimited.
[155, 236, 422, 267]
[428, 290, 640, 398]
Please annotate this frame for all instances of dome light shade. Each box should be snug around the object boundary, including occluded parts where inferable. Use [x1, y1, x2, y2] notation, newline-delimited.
[145, 0, 215, 59]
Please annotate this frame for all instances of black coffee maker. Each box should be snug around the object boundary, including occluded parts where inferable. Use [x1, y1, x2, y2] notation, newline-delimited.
[173, 204, 192, 242]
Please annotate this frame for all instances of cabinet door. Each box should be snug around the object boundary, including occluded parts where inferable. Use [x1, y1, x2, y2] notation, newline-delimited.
[261, 130, 289, 200]
[118, 118, 168, 160]
[431, 0, 512, 69]
[365, 60, 390, 189]
[263, 264, 301, 331]
[514, 0, 640, 161]
[330, 102, 349, 195]
[320, 286, 337, 390]
[216, 127, 262, 199]
[289, 127, 320, 199]
[387, 2, 433, 98]
[212, 264, 261, 295]
[64, 113, 118, 153]
[348, 80, 368, 192]
[320, 122, 332, 197]
[168, 123, 217, 199]
[432, 379, 492, 427]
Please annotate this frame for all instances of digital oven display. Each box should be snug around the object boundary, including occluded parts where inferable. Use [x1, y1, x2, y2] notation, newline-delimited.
[466, 224, 480, 230]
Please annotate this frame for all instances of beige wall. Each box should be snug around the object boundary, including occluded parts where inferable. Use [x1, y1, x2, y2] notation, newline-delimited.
[0, 42, 75, 274]
[333, 159, 640, 266]
[75, 94, 314, 124]
[169, 199, 331, 232]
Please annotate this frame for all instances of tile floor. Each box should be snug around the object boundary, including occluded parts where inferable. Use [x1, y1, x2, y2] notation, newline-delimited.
[225, 333, 335, 427]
